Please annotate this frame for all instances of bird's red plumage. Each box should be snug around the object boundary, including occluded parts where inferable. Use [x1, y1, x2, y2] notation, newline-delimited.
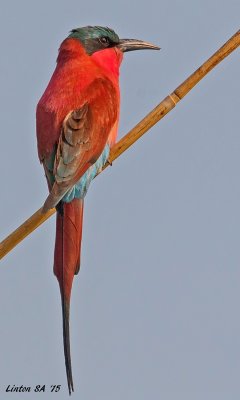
[36, 37, 122, 394]
[36, 39, 122, 160]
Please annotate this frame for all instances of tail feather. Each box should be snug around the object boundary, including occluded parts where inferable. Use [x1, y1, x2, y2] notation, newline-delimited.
[54, 198, 84, 395]
[61, 297, 74, 394]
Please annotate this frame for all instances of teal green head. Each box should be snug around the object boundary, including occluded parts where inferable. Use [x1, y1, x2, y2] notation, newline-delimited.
[68, 26, 160, 55]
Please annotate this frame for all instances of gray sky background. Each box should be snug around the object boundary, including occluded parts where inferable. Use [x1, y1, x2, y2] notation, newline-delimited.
[0, 1, 239, 399]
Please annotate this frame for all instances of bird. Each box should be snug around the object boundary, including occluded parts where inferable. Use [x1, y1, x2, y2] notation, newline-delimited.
[36, 25, 159, 395]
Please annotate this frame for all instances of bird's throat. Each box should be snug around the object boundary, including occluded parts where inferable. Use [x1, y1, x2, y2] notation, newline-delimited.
[91, 48, 123, 80]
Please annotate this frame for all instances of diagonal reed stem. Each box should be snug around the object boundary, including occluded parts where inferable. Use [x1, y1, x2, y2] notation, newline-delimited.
[0, 30, 239, 260]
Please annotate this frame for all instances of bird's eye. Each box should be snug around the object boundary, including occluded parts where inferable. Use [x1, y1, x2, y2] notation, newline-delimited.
[99, 37, 110, 46]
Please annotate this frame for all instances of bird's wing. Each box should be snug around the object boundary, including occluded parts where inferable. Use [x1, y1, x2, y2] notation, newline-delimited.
[42, 77, 118, 211]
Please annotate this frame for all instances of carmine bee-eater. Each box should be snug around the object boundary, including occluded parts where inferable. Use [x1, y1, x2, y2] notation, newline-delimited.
[36, 25, 159, 394]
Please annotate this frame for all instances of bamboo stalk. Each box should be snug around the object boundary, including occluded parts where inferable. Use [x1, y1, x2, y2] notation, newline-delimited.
[0, 30, 239, 260]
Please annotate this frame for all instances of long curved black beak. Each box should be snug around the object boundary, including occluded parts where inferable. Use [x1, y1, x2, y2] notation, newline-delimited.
[117, 38, 160, 52]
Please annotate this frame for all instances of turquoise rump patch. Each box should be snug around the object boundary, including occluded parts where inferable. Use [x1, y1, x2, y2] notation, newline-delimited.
[62, 144, 110, 202]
